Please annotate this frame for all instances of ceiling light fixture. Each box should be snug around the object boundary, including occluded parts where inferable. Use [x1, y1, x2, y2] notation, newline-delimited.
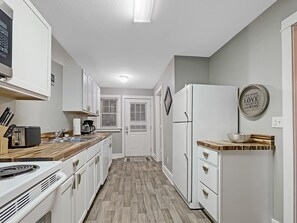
[134, 0, 155, 23]
[119, 75, 129, 83]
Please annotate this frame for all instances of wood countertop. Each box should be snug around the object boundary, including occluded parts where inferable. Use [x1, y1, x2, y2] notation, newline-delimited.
[0, 133, 111, 162]
[197, 134, 275, 151]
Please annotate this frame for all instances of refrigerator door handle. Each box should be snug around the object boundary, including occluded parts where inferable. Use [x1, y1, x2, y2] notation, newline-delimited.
[184, 153, 188, 160]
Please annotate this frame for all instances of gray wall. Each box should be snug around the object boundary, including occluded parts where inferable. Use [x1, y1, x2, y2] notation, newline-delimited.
[175, 56, 209, 92]
[0, 37, 86, 133]
[13, 61, 80, 132]
[154, 58, 175, 172]
[153, 55, 209, 173]
[209, 0, 297, 221]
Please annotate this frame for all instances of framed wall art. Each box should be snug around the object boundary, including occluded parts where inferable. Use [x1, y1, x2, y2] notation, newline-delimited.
[164, 87, 172, 115]
[238, 84, 270, 117]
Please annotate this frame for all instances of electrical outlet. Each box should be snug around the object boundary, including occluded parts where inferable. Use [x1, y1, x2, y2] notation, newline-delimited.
[272, 117, 283, 128]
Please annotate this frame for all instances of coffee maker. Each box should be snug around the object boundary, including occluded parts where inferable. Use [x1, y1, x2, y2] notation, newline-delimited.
[81, 120, 96, 134]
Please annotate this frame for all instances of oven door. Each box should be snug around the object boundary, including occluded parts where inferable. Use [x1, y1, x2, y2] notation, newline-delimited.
[6, 172, 66, 223]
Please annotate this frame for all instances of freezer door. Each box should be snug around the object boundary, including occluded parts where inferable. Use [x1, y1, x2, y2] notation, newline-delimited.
[173, 85, 192, 122]
[173, 122, 192, 202]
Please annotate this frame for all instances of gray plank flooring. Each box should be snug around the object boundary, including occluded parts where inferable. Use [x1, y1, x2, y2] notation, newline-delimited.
[84, 157, 211, 223]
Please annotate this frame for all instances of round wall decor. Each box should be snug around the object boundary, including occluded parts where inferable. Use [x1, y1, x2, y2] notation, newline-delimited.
[238, 84, 270, 117]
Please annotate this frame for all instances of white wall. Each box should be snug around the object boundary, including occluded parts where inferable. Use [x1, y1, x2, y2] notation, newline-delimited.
[208, 0, 297, 221]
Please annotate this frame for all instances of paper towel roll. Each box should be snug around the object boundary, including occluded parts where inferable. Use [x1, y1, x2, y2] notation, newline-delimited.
[73, 118, 81, 136]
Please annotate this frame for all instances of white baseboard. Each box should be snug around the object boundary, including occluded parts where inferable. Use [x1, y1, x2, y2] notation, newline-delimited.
[152, 153, 157, 161]
[162, 164, 174, 185]
[272, 219, 280, 223]
[112, 153, 124, 159]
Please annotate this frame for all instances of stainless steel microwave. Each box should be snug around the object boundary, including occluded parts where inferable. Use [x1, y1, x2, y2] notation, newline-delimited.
[0, 0, 12, 79]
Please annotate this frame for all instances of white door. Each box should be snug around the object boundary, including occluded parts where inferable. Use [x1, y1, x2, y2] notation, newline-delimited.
[124, 99, 151, 156]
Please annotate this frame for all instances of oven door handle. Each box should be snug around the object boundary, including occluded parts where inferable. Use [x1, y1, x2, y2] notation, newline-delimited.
[7, 172, 67, 223]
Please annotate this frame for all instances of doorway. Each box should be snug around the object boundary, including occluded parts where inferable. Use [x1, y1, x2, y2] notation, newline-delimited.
[281, 13, 297, 223]
[293, 23, 297, 223]
[123, 98, 152, 156]
[155, 85, 163, 162]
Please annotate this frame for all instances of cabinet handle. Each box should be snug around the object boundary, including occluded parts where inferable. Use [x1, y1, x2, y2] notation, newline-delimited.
[95, 156, 99, 164]
[202, 165, 209, 172]
[202, 189, 209, 197]
[203, 151, 209, 158]
[73, 160, 79, 168]
[77, 174, 81, 185]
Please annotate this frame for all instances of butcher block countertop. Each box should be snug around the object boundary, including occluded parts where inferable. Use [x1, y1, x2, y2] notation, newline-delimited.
[197, 134, 275, 151]
[0, 132, 111, 162]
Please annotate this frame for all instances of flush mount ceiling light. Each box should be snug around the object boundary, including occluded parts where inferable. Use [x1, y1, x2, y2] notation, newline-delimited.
[119, 75, 129, 83]
[134, 0, 155, 23]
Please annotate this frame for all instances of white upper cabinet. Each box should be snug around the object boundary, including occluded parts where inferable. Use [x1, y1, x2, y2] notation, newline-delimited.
[1, 0, 51, 100]
[63, 65, 100, 116]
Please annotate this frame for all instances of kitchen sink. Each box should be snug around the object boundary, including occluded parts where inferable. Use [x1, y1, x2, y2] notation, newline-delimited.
[43, 137, 94, 144]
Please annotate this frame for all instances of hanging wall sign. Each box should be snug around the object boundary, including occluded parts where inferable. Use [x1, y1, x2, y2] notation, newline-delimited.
[238, 84, 270, 117]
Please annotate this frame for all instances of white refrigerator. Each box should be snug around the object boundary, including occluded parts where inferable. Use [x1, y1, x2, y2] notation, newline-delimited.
[172, 84, 238, 209]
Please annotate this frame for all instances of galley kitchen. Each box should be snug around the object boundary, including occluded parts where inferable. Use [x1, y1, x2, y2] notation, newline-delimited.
[0, 0, 294, 223]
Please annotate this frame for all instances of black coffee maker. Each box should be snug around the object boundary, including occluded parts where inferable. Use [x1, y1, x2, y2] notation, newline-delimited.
[81, 120, 96, 134]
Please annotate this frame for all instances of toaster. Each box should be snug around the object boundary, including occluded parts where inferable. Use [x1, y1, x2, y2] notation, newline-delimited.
[10, 126, 41, 148]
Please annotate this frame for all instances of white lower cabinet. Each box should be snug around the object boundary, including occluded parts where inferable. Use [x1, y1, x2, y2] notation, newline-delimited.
[95, 151, 102, 191]
[101, 135, 112, 183]
[52, 176, 75, 223]
[198, 146, 273, 223]
[87, 156, 96, 209]
[54, 138, 110, 223]
[75, 164, 87, 223]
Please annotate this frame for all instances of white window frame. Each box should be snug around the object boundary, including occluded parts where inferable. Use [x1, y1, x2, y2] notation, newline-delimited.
[99, 95, 121, 129]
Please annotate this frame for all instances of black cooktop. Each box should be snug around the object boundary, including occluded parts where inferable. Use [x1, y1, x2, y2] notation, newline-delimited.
[0, 165, 39, 179]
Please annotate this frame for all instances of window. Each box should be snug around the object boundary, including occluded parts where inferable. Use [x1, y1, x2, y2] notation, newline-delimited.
[100, 96, 121, 128]
[130, 103, 147, 132]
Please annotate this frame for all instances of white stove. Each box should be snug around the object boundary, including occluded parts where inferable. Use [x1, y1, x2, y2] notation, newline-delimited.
[0, 161, 66, 223]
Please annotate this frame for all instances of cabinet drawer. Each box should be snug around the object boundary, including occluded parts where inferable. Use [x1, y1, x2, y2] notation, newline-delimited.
[62, 150, 87, 178]
[199, 160, 218, 194]
[199, 182, 218, 222]
[199, 146, 218, 166]
[87, 144, 100, 160]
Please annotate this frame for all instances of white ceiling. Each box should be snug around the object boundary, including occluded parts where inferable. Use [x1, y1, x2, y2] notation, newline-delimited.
[31, 0, 277, 89]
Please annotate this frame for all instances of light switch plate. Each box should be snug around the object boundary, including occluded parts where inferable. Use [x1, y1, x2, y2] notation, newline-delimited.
[272, 116, 283, 128]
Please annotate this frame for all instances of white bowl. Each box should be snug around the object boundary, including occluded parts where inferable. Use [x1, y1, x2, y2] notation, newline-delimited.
[227, 133, 251, 143]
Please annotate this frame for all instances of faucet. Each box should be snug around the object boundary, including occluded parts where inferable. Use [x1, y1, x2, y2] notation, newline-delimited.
[55, 128, 66, 139]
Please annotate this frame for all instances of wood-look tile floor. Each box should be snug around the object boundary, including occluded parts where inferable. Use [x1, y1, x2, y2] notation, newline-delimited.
[84, 157, 211, 223]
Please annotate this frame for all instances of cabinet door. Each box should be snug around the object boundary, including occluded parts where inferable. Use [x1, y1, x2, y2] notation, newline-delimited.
[82, 71, 88, 111]
[95, 152, 102, 190]
[96, 85, 101, 116]
[87, 156, 96, 209]
[87, 76, 93, 113]
[52, 176, 74, 223]
[4, 0, 51, 99]
[75, 164, 87, 223]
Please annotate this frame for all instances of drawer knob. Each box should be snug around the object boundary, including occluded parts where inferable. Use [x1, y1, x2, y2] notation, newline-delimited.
[203, 151, 209, 158]
[202, 165, 209, 172]
[202, 189, 209, 197]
